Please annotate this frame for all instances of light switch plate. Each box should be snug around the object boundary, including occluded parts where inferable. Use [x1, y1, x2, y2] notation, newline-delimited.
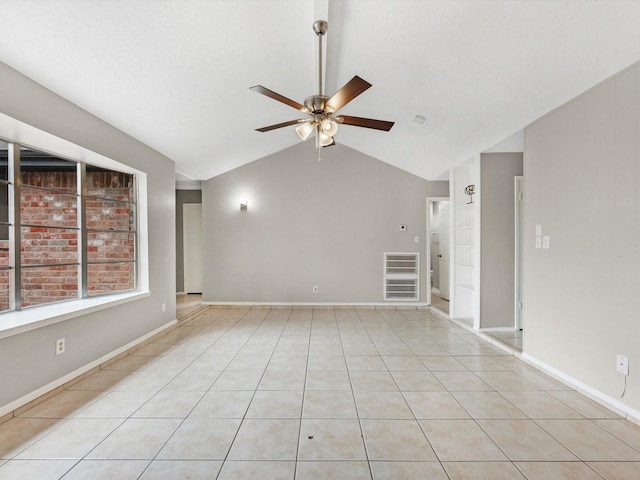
[535, 237, 542, 249]
[536, 224, 542, 236]
[542, 236, 550, 249]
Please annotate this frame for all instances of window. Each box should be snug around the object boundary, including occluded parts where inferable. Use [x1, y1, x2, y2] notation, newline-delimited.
[0, 140, 9, 311]
[0, 140, 138, 313]
[85, 167, 136, 296]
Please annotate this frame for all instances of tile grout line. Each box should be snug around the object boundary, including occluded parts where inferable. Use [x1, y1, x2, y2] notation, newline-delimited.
[2, 306, 640, 479]
[0, 309, 227, 474]
[59, 308, 238, 477]
[137, 309, 252, 477]
[394, 308, 459, 478]
[216, 308, 296, 477]
[294, 308, 323, 477]
[353, 308, 407, 479]
[74, 308, 242, 478]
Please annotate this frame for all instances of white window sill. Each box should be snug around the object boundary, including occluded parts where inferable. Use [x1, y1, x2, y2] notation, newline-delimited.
[0, 291, 151, 340]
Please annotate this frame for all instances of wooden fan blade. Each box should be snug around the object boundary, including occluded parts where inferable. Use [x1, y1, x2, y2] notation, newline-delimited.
[325, 76, 372, 113]
[336, 115, 394, 131]
[255, 118, 310, 132]
[250, 85, 307, 112]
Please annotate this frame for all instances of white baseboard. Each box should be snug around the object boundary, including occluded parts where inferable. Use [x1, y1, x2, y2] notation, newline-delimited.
[202, 301, 430, 308]
[0, 319, 177, 418]
[521, 352, 640, 424]
[430, 306, 450, 320]
[449, 318, 515, 355]
[479, 326, 517, 332]
[431, 288, 441, 295]
[450, 322, 640, 420]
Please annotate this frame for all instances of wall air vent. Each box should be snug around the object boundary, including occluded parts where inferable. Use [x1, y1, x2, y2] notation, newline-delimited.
[384, 252, 420, 301]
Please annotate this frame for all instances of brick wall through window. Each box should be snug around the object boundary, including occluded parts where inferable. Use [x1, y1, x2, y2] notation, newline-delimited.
[0, 170, 135, 311]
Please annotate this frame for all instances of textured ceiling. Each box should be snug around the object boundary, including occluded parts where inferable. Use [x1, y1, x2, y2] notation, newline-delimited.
[1, 1, 640, 181]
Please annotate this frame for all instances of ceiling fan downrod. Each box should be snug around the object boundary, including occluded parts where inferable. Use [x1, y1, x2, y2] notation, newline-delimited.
[313, 20, 327, 97]
[313, 20, 328, 156]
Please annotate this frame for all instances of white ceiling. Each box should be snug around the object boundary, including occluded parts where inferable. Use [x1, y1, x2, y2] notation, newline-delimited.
[1, 1, 640, 181]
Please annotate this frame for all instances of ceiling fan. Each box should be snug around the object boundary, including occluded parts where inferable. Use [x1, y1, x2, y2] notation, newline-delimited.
[250, 20, 394, 151]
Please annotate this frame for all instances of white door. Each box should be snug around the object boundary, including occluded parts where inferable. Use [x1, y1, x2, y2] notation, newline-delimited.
[183, 203, 203, 294]
[439, 201, 450, 301]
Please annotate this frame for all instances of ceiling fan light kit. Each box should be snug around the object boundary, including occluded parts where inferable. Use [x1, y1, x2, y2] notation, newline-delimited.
[251, 20, 394, 156]
[318, 132, 335, 147]
[321, 117, 339, 137]
[295, 122, 314, 141]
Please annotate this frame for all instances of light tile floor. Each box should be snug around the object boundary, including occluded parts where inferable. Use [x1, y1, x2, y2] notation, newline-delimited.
[176, 293, 205, 320]
[1, 307, 640, 479]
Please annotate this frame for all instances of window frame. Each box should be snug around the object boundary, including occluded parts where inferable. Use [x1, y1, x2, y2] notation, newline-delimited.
[0, 111, 149, 339]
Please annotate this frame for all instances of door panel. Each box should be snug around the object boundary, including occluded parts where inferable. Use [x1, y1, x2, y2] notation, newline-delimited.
[183, 203, 203, 294]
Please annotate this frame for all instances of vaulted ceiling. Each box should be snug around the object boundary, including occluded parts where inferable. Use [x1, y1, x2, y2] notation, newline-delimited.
[1, 1, 640, 182]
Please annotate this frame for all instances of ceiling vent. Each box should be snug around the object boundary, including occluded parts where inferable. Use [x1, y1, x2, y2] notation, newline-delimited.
[410, 114, 428, 127]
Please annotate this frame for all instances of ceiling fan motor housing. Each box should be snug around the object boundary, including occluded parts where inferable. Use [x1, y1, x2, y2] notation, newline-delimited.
[304, 95, 330, 114]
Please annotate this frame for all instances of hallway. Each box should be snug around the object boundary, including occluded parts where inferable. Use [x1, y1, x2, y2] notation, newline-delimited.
[1, 307, 639, 479]
[430, 293, 449, 315]
[176, 293, 205, 320]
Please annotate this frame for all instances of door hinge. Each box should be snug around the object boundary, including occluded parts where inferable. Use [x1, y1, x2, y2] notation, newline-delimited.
[518, 301, 523, 310]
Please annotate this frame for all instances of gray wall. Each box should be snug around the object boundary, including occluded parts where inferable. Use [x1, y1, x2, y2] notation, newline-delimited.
[480, 152, 523, 329]
[0, 61, 176, 409]
[202, 142, 448, 304]
[176, 189, 202, 292]
[525, 63, 640, 413]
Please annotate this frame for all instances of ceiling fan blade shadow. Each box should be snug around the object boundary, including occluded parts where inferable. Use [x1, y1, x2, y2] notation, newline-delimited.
[250, 85, 307, 112]
[325, 76, 371, 113]
[336, 115, 394, 131]
[255, 118, 311, 132]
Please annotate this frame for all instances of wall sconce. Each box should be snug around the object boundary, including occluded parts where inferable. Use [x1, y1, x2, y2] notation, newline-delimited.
[239, 198, 248, 211]
[464, 185, 475, 204]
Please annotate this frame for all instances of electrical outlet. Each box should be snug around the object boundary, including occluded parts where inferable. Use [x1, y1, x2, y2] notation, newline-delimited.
[616, 354, 629, 376]
[55, 338, 66, 356]
[313, 286, 319, 294]
[414, 236, 419, 243]
[162, 302, 166, 312]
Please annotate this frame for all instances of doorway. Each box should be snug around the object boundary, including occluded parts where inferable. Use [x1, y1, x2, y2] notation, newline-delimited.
[427, 197, 450, 314]
[183, 203, 203, 294]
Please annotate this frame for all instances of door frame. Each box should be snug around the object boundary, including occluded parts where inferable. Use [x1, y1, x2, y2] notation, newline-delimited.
[426, 196, 450, 309]
[514, 177, 524, 331]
